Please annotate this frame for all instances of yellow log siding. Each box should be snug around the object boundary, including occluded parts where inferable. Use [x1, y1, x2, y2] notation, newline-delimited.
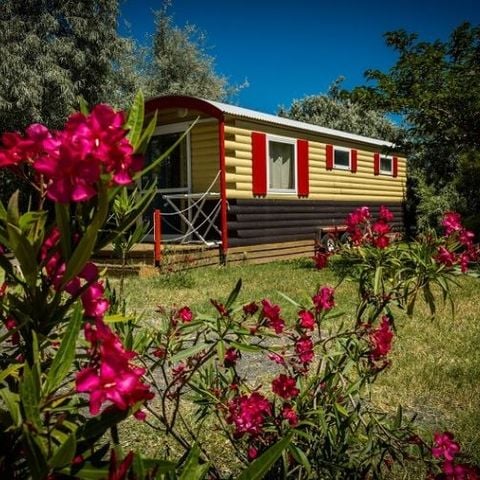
[223, 120, 406, 202]
[190, 123, 220, 193]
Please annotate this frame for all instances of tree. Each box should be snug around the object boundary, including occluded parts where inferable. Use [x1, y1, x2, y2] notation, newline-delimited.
[145, 3, 243, 101]
[349, 23, 480, 230]
[0, 0, 138, 133]
[278, 79, 403, 144]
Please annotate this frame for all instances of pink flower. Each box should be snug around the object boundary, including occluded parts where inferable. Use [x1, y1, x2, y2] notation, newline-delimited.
[271, 374, 300, 400]
[295, 336, 314, 365]
[81, 282, 110, 320]
[459, 229, 475, 248]
[267, 352, 286, 365]
[436, 247, 457, 268]
[243, 302, 259, 315]
[442, 460, 479, 479]
[298, 309, 315, 330]
[369, 316, 394, 361]
[432, 432, 461, 461]
[312, 286, 335, 312]
[224, 347, 240, 367]
[459, 252, 471, 273]
[177, 306, 193, 323]
[247, 446, 258, 461]
[378, 205, 394, 222]
[261, 299, 285, 334]
[372, 220, 391, 249]
[76, 320, 153, 416]
[281, 404, 299, 427]
[312, 251, 329, 269]
[226, 392, 272, 438]
[108, 450, 135, 480]
[5, 316, 20, 345]
[442, 212, 463, 236]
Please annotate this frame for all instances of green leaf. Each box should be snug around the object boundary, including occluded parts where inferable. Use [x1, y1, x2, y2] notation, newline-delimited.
[136, 111, 158, 154]
[78, 96, 89, 115]
[63, 182, 109, 285]
[288, 444, 312, 476]
[178, 444, 209, 480]
[0, 388, 21, 427]
[170, 343, 209, 364]
[374, 266, 383, 295]
[125, 91, 145, 150]
[225, 279, 242, 309]
[276, 291, 302, 308]
[334, 402, 349, 417]
[7, 223, 38, 285]
[23, 426, 49, 480]
[44, 304, 83, 395]
[20, 365, 42, 431]
[67, 463, 109, 479]
[55, 203, 72, 259]
[50, 431, 77, 469]
[7, 190, 20, 224]
[237, 434, 292, 480]
[0, 363, 22, 383]
[77, 409, 129, 441]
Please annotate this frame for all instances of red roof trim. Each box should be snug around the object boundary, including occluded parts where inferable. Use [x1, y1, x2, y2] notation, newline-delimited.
[144, 95, 225, 120]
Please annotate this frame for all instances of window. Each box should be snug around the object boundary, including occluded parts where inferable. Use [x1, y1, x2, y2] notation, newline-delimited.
[380, 155, 393, 175]
[334, 147, 351, 170]
[268, 137, 296, 192]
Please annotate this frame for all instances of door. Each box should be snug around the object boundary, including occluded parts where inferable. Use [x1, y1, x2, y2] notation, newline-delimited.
[143, 129, 191, 238]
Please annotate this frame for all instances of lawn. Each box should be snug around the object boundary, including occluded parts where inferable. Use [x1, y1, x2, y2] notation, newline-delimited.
[113, 258, 480, 472]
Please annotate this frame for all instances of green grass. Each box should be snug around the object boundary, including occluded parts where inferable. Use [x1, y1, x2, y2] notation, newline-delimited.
[113, 259, 480, 471]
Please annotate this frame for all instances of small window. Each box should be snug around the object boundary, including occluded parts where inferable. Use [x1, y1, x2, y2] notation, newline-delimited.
[268, 138, 296, 192]
[380, 156, 393, 175]
[334, 147, 351, 170]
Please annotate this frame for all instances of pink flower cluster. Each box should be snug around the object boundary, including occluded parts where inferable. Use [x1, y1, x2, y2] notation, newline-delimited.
[312, 286, 335, 312]
[260, 299, 285, 334]
[226, 392, 272, 438]
[271, 374, 300, 400]
[369, 316, 394, 362]
[0, 105, 142, 203]
[431, 432, 479, 479]
[346, 205, 394, 249]
[436, 212, 477, 273]
[76, 319, 154, 418]
[40, 227, 109, 319]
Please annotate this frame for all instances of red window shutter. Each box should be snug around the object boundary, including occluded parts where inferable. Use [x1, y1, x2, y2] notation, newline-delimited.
[326, 144, 333, 170]
[351, 149, 358, 173]
[392, 156, 398, 177]
[297, 139, 309, 196]
[373, 152, 380, 176]
[251, 132, 267, 196]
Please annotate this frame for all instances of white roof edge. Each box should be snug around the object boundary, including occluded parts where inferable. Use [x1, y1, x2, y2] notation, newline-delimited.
[206, 98, 396, 149]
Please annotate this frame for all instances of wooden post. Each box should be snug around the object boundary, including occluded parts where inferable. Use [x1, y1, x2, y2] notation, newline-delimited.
[154, 209, 162, 267]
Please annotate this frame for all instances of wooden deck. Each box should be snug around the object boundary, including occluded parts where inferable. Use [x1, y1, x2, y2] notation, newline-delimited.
[95, 240, 315, 276]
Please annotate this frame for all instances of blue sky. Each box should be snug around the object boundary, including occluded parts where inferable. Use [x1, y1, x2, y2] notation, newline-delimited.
[120, 0, 480, 114]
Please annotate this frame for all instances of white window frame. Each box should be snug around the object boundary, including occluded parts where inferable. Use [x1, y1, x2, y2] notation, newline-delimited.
[379, 155, 393, 176]
[266, 134, 297, 195]
[333, 146, 351, 170]
[151, 121, 192, 194]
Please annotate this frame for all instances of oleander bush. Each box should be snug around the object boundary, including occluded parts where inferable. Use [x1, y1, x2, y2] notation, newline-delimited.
[0, 94, 478, 479]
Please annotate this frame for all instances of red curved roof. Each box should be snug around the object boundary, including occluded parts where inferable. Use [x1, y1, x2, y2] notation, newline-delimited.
[145, 95, 224, 120]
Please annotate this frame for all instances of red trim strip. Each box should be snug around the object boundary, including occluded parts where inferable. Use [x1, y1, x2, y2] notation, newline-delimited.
[153, 209, 162, 266]
[297, 139, 309, 196]
[219, 120, 228, 257]
[144, 95, 224, 119]
[392, 156, 398, 177]
[326, 144, 333, 170]
[373, 152, 380, 176]
[251, 132, 267, 196]
[351, 149, 358, 173]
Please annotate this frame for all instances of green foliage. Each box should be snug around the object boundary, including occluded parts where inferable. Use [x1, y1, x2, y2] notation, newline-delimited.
[144, 2, 245, 101]
[0, 0, 138, 133]
[349, 22, 480, 230]
[278, 79, 403, 143]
